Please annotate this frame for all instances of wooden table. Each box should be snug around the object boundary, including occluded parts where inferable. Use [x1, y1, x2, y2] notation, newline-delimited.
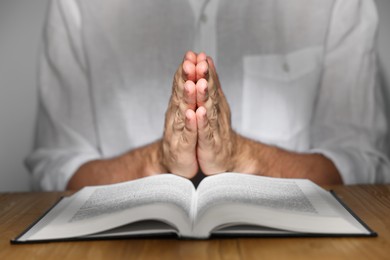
[1, 185, 390, 259]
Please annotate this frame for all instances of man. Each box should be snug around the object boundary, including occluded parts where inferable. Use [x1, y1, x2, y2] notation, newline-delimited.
[27, 0, 390, 190]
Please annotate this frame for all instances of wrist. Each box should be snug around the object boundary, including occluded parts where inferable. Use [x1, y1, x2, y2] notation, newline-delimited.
[230, 133, 279, 176]
[121, 140, 167, 179]
[147, 140, 168, 175]
[229, 130, 241, 172]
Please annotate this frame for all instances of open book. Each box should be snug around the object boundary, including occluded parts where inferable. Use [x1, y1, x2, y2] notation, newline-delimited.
[13, 173, 375, 243]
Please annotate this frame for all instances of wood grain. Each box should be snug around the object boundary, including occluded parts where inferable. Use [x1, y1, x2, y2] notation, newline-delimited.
[1, 185, 389, 259]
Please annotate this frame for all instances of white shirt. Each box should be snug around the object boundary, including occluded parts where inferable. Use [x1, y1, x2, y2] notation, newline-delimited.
[26, 0, 390, 190]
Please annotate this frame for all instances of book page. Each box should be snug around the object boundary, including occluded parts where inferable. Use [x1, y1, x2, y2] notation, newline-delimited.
[193, 173, 366, 237]
[28, 174, 195, 240]
[70, 174, 194, 222]
[196, 173, 318, 219]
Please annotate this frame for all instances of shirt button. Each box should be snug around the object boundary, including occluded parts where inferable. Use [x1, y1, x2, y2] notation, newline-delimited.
[283, 62, 290, 73]
[200, 14, 208, 23]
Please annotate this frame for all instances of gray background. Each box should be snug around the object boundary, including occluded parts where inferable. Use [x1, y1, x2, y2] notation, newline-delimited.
[0, 0, 389, 191]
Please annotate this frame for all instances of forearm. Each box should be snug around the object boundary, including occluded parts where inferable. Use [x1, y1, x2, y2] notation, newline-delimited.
[66, 140, 166, 190]
[232, 133, 342, 185]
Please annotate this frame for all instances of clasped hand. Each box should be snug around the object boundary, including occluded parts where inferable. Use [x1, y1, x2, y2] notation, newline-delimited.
[161, 51, 237, 179]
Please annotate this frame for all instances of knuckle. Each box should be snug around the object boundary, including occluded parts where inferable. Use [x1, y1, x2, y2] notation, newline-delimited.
[173, 109, 185, 131]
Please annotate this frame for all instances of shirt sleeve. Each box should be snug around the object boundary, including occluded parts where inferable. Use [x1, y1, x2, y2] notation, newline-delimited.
[25, 0, 101, 191]
[311, 0, 390, 184]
